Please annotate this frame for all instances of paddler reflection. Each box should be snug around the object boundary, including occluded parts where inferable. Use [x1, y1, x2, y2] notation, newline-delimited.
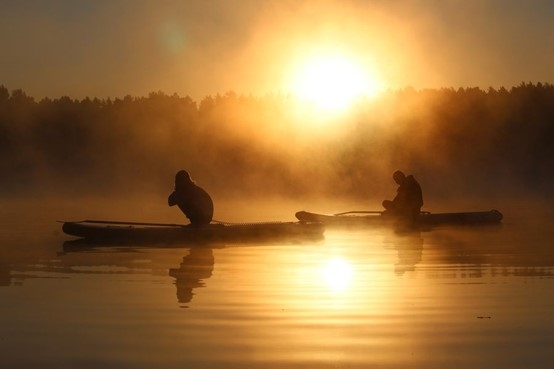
[169, 247, 215, 305]
[384, 230, 424, 275]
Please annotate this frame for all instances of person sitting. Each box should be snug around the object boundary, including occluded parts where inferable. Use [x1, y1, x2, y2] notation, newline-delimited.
[168, 170, 214, 226]
[382, 170, 423, 224]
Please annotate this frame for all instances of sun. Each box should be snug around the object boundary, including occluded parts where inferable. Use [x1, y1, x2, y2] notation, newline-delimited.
[287, 53, 383, 113]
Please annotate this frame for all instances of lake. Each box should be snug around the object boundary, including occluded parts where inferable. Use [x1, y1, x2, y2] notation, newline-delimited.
[1, 199, 554, 369]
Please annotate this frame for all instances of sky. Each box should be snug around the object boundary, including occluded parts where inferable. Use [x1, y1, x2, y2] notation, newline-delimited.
[1, 0, 553, 102]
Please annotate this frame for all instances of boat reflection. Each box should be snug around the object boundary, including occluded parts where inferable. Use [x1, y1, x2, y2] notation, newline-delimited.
[60, 241, 218, 306]
[60, 242, 218, 306]
[169, 248, 215, 306]
[0, 264, 11, 287]
[2, 220, 554, 296]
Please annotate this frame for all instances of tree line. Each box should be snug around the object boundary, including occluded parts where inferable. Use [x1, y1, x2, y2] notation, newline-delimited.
[1, 83, 553, 204]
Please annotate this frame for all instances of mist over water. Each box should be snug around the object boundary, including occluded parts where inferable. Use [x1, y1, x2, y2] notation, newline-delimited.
[1, 83, 553, 259]
[1, 84, 553, 215]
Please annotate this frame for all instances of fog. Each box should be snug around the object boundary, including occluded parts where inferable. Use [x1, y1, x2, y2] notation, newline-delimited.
[1, 83, 553, 221]
[3, 1, 553, 101]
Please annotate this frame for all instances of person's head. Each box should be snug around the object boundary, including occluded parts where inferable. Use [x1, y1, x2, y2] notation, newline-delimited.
[175, 170, 192, 187]
[393, 170, 406, 185]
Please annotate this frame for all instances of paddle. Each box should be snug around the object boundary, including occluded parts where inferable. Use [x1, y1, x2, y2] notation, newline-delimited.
[333, 211, 383, 216]
[59, 219, 187, 227]
[333, 211, 431, 216]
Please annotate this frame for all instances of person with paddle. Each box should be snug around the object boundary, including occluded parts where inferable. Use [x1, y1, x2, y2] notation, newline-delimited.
[382, 170, 423, 224]
[168, 170, 214, 226]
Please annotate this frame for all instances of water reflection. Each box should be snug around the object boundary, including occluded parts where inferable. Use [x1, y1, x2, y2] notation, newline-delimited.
[0, 264, 10, 286]
[58, 243, 217, 306]
[2, 238, 219, 305]
[169, 248, 214, 306]
[1, 216, 554, 294]
[320, 257, 354, 291]
[385, 231, 424, 275]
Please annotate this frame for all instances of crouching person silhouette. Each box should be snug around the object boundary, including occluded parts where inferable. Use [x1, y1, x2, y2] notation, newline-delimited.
[168, 170, 213, 226]
[382, 170, 423, 225]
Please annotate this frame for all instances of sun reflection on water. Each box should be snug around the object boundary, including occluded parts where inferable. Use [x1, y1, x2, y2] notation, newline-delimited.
[320, 257, 354, 292]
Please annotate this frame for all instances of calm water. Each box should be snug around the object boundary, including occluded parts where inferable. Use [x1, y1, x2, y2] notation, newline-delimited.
[1, 200, 554, 369]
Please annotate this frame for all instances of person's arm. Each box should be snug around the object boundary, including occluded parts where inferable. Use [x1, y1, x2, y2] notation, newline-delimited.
[392, 187, 402, 204]
[168, 191, 177, 206]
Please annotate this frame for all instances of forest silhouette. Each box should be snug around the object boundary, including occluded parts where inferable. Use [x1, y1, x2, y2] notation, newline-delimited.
[1, 83, 553, 206]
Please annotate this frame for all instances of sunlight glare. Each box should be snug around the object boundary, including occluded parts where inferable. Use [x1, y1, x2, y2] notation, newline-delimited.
[321, 258, 354, 292]
[289, 53, 383, 113]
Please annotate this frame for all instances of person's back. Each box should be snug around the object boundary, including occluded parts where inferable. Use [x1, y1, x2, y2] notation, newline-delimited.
[398, 174, 423, 216]
[168, 170, 213, 226]
[382, 170, 423, 222]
